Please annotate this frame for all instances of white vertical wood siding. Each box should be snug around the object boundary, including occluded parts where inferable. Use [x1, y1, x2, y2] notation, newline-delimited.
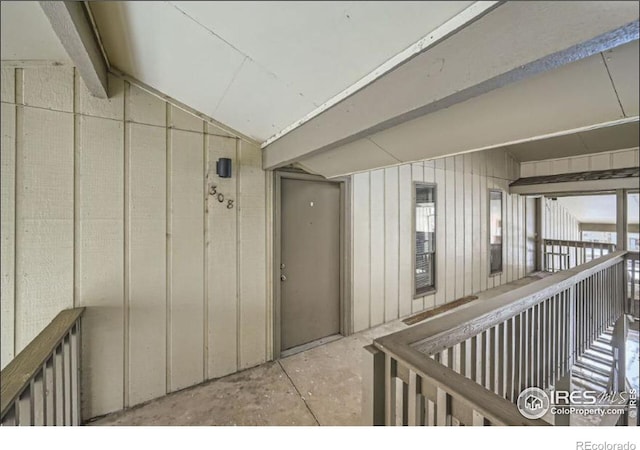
[0, 66, 268, 419]
[351, 149, 526, 332]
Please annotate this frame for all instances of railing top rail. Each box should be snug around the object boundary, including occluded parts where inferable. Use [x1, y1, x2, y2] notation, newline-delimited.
[543, 238, 616, 248]
[375, 251, 626, 357]
[0, 308, 84, 417]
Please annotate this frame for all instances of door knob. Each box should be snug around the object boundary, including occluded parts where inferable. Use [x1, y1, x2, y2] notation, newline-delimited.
[280, 274, 287, 282]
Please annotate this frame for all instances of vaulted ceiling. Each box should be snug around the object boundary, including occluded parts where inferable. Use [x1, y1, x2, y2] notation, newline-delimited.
[1, 1, 70, 61]
[88, 1, 474, 142]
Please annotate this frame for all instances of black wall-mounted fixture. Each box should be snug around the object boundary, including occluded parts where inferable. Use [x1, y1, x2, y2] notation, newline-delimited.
[216, 158, 232, 178]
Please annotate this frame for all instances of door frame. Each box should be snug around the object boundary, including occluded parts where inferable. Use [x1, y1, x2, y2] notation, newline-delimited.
[272, 169, 351, 359]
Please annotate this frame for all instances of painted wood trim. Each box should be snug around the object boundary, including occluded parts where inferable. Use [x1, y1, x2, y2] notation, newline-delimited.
[39, 1, 109, 99]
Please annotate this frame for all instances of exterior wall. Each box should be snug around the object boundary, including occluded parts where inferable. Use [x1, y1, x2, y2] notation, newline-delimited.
[543, 198, 581, 241]
[351, 149, 524, 332]
[0, 66, 268, 419]
[520, 148, 639, 177]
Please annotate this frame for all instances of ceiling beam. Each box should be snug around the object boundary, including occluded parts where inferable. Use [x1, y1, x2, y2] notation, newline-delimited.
[39, 1, 109, 98]
[263, 1, 639, 170]
[580, 223, 639, 233]
[509, 178, 639, 196]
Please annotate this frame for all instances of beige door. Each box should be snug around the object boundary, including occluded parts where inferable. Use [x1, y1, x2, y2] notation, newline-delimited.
[280, 178, 341, 351]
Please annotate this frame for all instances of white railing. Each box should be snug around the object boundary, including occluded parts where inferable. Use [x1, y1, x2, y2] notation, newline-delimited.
[363, 252, 628, 426]
[543, 239, 616, 273]
[1, 308, 84, 426]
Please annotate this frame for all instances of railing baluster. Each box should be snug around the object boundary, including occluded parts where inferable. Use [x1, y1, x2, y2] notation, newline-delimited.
[407, 370, 423, 426]
[17, 388, 31, 425]
[71, 323, 81, 425]
[560, 292, 566, 381]
[63, 335, 72, 425]
[453, 343, 462, 375]
[568, 285, 576, 370]
[495, 322, 507, 397]
[425, 396, 435, 426]
[530, 307, 537, 388]
[401, 381, 409, 426]
[513, 314, 522, 395]
[29, 380, 35, 425]
[33, 370, 44, 425]
[54, 344, 64, 425]
[532, 305, 539, 387]
[549, 296, 556, 384]
[489, 327, 497, 393]
[468, 338, 476, 382]
[362, 345, 384, 425]
[45, 356, 55, 425]
[472, 410, 486, 426]
[482, 331, 490, 389]
[505, 319, 514, 401]
[577, 280, 583, 356]
[385, 354, 397, 426]
[3, 404, 17, 426]
[436, 387, 450, 426]
[557, 291, 564, 377]
[541, 299, 548, 389]
[522, 310, 529, 390]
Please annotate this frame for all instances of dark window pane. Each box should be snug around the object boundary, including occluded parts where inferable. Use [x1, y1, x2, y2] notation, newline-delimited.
[415, 184, 436, 295]
[489, 190, 503, 274]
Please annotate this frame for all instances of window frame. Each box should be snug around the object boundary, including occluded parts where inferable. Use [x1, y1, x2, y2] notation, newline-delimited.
[413, 181, 437, 298]
[488, 188, 504, 276]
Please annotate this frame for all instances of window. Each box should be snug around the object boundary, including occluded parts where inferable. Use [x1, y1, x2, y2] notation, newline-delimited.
[489, 190, 503, 274]
[415, 184, 436, 295]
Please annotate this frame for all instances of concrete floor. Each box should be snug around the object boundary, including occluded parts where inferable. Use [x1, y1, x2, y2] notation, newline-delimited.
[89, 321, 406, 426]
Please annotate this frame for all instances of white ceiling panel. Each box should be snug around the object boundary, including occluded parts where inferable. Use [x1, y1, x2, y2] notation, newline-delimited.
[603, 40, 640, 117]
[263, 1, 639, 168]
[506, 121, 639, 162]
[299, 138, 400, 176]
[213, 58, 316, 142]
[89, 1, 475, 141]
[170, 1, 473, 106]
[579, 121, 640, 155]
[369, 48, 623, 163]
[90, 1, 246, 130]
[0, 1, 71, 62]
[557, 194, 639, 225]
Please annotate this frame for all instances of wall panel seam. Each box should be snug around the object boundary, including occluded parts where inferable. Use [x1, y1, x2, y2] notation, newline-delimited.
[12, 68, 21, 359]
[122, 81, 130, 408]
[202, 125, 209, 379]
[165, 102, 172, 393]
[396, 168, 400, 319]
[72, 68, 79, 309]
[382, 170, 386, 323]
[235, 138, 241, 369]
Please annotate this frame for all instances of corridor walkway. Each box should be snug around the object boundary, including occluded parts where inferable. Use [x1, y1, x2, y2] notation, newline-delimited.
[89, 320, 406, 426]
